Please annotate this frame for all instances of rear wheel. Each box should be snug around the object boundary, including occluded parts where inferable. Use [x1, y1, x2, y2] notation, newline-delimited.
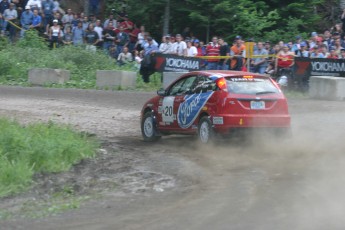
[141, 111, 161, 142]
[198, 117, 214, 144]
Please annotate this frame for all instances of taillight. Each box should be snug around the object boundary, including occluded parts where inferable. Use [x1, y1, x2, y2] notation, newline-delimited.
[216, 78, 227, 91]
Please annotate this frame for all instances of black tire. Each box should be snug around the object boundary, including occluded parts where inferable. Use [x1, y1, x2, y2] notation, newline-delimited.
[198, 117, 214, 144]
[141, 111, 161, 142]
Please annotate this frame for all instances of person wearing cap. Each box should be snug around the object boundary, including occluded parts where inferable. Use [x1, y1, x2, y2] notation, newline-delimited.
[120, 15, 133, 34]
[26, 0, 41, 12]
[2, 3, 17, 42]
[46, 11, 62, 35]
[230, 35, 246, 70]
[159, 35, 173, 54]
[20, 5, 33, 37]
[295, 42, 309, 57]
[49, 18, 61, 48]
[140, 36, 158, 83]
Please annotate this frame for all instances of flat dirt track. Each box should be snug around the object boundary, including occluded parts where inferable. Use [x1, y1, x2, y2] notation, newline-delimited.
[1, 86, 345, 230]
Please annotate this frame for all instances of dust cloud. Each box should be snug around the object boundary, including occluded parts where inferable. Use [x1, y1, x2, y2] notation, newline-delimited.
[185, 102, 345, 229]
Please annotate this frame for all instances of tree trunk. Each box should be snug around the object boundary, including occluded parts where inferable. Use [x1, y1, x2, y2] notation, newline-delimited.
[341, 0, 345, 10]
[162, 0, 170, 36]
[84, 0, 89, 16]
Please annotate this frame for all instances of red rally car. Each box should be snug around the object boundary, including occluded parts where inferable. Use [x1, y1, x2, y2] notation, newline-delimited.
[140, 70, 291, 143]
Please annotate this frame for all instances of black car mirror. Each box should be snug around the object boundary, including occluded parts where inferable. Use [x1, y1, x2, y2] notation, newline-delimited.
[157, 88, 166, 96]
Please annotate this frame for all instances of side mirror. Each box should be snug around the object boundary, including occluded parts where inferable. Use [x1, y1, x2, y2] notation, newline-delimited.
[157, 88, 167, 96]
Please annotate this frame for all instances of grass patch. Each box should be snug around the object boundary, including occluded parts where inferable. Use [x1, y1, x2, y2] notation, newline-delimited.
[0, 119, 99, 198]
[0, 30, 162, 91]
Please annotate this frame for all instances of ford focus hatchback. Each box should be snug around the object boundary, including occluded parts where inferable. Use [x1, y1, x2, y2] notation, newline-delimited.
[141, 70, 291, 143]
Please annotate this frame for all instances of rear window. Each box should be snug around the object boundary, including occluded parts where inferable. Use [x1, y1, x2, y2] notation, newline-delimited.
[225, 76, 279, 95]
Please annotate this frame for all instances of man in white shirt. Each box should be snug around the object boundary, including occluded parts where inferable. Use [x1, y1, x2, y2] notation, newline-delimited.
[26, 0, 41, 11]
[159, 35, 173, 54]
[93, 19, 103, 48]
[172, 34, 187, 56]
[2, 3, 17, 41]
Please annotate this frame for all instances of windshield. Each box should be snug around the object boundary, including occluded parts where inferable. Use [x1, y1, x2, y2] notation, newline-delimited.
[226, 77, 279, 95]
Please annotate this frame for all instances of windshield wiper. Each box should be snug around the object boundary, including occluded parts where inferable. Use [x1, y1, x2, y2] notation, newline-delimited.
[255, 91, 276, 95]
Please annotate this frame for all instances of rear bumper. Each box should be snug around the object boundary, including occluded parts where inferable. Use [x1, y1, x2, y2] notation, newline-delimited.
[212, 114, 291, 132]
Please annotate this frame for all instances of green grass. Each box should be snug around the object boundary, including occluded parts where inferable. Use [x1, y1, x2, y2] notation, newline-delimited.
[0, 30, 162, 91]
[0, 119, 99, 198]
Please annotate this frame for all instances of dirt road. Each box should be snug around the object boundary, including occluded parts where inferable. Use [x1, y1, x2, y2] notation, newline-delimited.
[1, 86, 345, 230]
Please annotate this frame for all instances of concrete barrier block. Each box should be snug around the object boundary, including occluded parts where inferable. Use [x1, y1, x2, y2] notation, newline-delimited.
[120, 71, 137, 87]
[163, 72, 188, 89]
[96, 70, 136, 88]
[28, 68, 70, 85]
[309, 76, 345, 101]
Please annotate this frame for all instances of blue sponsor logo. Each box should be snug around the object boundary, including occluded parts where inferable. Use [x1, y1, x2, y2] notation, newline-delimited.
[177, 91, 214, 129]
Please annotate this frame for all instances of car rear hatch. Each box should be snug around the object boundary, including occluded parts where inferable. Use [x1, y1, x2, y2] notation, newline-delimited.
[215, 74, 290, 127]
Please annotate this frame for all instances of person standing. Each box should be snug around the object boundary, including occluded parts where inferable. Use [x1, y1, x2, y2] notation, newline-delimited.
[115, 25, 129, 57]
[251, 42, 268, 74]
[72, 20, 84, 46]
[206, 36, 220, 70]
[84, 23, 99, 52]
[20, 5, 33, 37]
[93, 19, 103, 49]
[217, 37, 229, 70]
[49, 19, 61, 48]
[159, 35, 173, 54]
[230, 35, 246, 70]
[140, 37, 158, 83]
[2, 3, 17, 42]
[102, 21, 115, 54]
[41, 0, 54, 31]
[171, 34, 187, 56]
[186, 40, 197, 57]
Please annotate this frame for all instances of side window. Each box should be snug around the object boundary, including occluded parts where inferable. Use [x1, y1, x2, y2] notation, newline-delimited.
[168, 76, 197, 96]
[191, 76, 217, 94]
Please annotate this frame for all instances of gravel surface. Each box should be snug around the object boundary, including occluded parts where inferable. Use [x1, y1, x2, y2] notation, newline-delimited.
[1, 86, 345, 230]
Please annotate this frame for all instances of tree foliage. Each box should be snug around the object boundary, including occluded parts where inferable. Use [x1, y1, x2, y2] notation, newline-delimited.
[106, 0, 339, 43]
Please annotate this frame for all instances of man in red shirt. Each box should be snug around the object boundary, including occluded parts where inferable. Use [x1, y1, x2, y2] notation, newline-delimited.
[206, 36, 220, 70]
[120, 16, 133, 34]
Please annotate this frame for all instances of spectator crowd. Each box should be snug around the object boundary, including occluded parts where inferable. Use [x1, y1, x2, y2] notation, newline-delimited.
[2, 0, 345, 82]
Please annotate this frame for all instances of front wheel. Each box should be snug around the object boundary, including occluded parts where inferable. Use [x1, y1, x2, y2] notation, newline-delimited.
[198, 117, 214, 144]
[141, 112, 161, 142]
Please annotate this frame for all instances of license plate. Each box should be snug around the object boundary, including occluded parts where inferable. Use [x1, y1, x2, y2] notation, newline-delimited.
[250, 101, 265, 110]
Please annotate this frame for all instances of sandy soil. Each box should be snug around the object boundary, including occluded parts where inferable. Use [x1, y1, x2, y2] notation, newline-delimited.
[1, 86, 345, 230]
